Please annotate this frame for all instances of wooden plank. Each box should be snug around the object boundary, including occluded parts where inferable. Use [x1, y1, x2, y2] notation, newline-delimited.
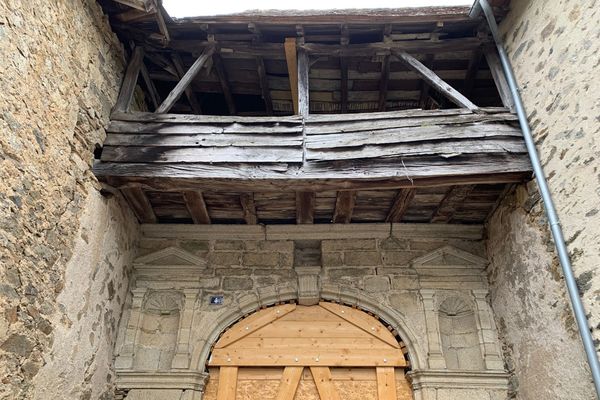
[171, 53, 203, 114]
[104, 133, 303, 147]
[213, 53, 237, 115]
[319, 302, 400, 348]
[257, 56, 274, 115]
[296, 191, 315, 224]
[418, 54, 434, 109]
[386, 189, 416, 223]
[101, 146, 304, 163]
[391, 49, 479, 111]
[311, 367, 342, 400]
[376, 367, 397, 400]
[297, 47, 310, 117]
[430, 184, 475, 223]
[240, 193, 258, 224]
[107, 120, 303, 134]
[332, 191, 356, 223]
[113, 47, 144, 114]
[284, 38, 299, 114]
[483, 46, 516, 112]
[215, 304, 296, 349]
[275, 367, 303, 400]
[156, 45, 215, 113]
[216, 367, 238, 400]
[121, 186, 157, 223]
[183, 191, 211, 224]
[378, 55, 391, 111]
[225, 337, 396, 350]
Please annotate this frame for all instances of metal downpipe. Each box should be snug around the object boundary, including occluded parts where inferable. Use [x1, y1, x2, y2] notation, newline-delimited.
[477, 0, 600, 396]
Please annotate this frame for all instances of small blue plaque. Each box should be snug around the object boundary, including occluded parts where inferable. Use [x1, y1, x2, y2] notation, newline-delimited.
[210, 295, 224, 305]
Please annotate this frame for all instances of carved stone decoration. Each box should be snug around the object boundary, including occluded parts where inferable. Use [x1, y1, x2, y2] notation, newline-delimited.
[411, 245, 488, 267]
[135, 246, 207, 266]
[143, 291, 184, 315]
[296, 266, 322, 305]
[420, 289, 446, 369]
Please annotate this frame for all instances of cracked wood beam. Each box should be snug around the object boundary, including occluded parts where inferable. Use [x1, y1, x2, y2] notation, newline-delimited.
[332, 191, 356, 224]
[113, 46, 145, 114]
[213, 52, 237, 115]
[240, 193, 258, 225]
[391, 49, 479, 112]
[296, 191, 315, 224]
[430, 185, 475, 223]
[483, 46, 515, 112]
[385, 189, 416, 223]
[121, 186, 157, 223]
[155, 45, 215, 113]
[171, 53, 203, 114]
[183, 191, 211, 224]
[285, 38, 299, 115]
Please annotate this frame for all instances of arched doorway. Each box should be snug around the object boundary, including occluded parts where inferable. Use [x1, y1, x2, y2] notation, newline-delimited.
[204, 302, 413, 400]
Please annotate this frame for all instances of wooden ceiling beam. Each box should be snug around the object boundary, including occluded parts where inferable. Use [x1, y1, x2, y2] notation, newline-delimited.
[340, 25, 349, 113]
[249, 24, 274, 116]
[212, 52, 237, 115]
[285, 38, 299, 115]
[121, 186, 157, 223]
[296, 191, 315, 224]
[240, 193, 258, 225]
[385, 189, 416, 223]
[391, 49, 479, 112]
[430, 184, 475, 223]
[418, 54, 435, 109]
[183, 190, 211, 224]
[113, 46, 144, 114]
[171, 53, 203, 114]
[332, 191, 356, 223]
[155, 45, 215, 113]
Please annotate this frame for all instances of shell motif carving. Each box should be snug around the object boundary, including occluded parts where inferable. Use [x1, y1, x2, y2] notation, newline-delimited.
[438, 296, 472, 317]
[143, 291, 184, 315]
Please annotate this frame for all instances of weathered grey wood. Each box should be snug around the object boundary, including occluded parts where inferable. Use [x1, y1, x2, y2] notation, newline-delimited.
[121, 186, 157, 223]
[296, 191, 315, 224]
[464, 49, 483, 98]
[156, 45, 215, 113]
[240, 193, 258, 224]
[113, 0, 153, 12]
[378, 55, 390, 111]
[183, 191, 211, 224]
[391, 49, 479, 111]
[105, 133, 303, 147]
[256, 57, 273, 115]
[172, 53, 203, 114]
[155, 8, 170, 43]
[304, 107, 509, 123]
[306, 138, 526, 162]
[111, 112, 302, 125]
[297, 47, 310, 117]
[332, 191, 356, 223]
[114, 47, 145, 114]
[430, 185, 475, 223]
[483, 47, 516, 112]
[140, 62, 160, 110]
[386, 189, 416, 222]
[107, 120, 303, 134]
[213, 53, 237, 115]
[102, 146, 303, 163]
[285, 38, 299, 115]
[418, 54, 434, 109]
[340, 57, 348, 113]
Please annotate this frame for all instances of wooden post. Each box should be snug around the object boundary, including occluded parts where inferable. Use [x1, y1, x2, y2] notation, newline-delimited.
[297, 47, 310, 117]
[284, 38, 299, 114]
[113, 46, 145, 114]
[386, 189, 416, 223]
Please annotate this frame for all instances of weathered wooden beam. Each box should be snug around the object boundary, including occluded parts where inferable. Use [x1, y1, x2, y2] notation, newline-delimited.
[256, 57, 273, 115]
[464, 49, 483, 98]
[483, 46, 515, 112]
[213, 53, 237, 115]
[385, 189, 416, 222]
[340, 25, 349, 113]
[171, 53, 203, 114]
[139, 62, 160, 110]
[183, 191, 211, 224]
[155, 45, 215, 113]
[418, 54, 434, 109]
[155, 8, 170, 43]
[113, 0, 154, 12]
[121, 186, 157, 223]
[284, 38, 299, 114]
[430, 184, 475, 223]
[332, 191, 356, 223]
[296, 191, 315, 224]
[113, 46, 145, 114]
[240, 193, 258, 224]
[391, 49, 479, 111]
[378, 55, 391, 111]
[297, 47, 310, 117]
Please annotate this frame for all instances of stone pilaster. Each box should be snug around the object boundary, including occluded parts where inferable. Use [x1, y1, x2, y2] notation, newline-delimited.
[115, 287, 147, 370]
[295, 266, 321, 305]
[472, 289, 505, 370]
[172, 289, 199, 369]
[420, 289, 446, 369]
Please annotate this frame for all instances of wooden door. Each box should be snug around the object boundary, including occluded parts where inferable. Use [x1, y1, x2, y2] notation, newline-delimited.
[204, 302, 412, 400]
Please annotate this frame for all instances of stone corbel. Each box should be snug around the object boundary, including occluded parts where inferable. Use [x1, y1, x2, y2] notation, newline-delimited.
[472, 289, 505, 370]
[295, 266, 322, 305]
[115, 287, 148, 370]
[172, 289, 199, 369]
[420, 289, 446, 369]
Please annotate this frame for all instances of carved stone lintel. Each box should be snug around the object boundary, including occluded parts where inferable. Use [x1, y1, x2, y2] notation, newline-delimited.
[296, 265, 322, 306]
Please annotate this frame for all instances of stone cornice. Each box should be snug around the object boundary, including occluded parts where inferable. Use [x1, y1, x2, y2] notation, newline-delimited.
[116, 371, 208, 391]
[408, 369, 509, 390]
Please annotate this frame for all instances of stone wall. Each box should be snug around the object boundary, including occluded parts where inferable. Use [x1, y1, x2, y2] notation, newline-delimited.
[486, 0, 600, 398]
[115, 224, 509, 400]
[0, 0, 140, 398]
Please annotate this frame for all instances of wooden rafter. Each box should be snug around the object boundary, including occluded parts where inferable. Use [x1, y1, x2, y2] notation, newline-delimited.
[171, 53, 203, 114]
[418, 54, 434, 109]
[378, 55, 391, 111]
[332, 191, 356, 223]
[483, 46, 515, 112]
[139, 62, 160, 110]
[156, 45, 215, 113]
[256, 56, 273, 115]
[430, 184, 475, 223]
[464, 48, 483, 98]
[240, 193, 258, 224]
[113, 46, 144, 114]
[296, 191, 315, 224]
[284, 38, 299, 114]
[121, 186, 157, 223]
[212, 53, 237, 115]
[391, 49, 479, 111]
[386, 188, 416, 223]
[183, 191, 211, 224]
